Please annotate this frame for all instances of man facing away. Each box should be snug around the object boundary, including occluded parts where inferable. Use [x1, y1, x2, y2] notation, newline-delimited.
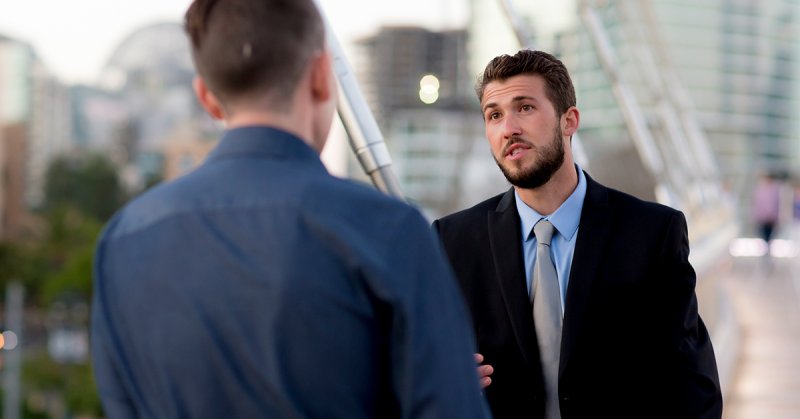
[90, 0, 490, 417]
[434, 50, 722, 419]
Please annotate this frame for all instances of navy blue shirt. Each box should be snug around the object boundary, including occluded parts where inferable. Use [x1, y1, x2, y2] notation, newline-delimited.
[91, 126, 490, 419]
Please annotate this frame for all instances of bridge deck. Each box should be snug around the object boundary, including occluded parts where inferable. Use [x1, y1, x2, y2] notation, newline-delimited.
[722, 236, 800, 418]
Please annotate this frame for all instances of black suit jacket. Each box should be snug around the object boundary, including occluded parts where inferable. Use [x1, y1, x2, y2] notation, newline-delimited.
[433, 173, 722, 419]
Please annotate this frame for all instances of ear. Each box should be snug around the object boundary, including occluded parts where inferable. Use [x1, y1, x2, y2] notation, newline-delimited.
[309, 51, 334, 103]
[193, 76, 225, 120]
[561, 106, 580, 137]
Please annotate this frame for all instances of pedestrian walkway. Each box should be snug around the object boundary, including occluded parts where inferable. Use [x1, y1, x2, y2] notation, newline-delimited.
[722, 247, 800, 419]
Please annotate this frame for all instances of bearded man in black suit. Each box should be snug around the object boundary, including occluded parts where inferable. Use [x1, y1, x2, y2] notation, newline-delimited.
[433, 49, 722, 419]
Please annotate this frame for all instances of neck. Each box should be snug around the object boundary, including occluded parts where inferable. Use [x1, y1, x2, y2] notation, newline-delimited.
[226, 112, 311, 141]
[222, 90, 319, 152]
[516, 159, 578, 215]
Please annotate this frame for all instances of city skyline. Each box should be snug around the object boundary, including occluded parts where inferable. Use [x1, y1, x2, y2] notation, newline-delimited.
[0, 0, 469, 85]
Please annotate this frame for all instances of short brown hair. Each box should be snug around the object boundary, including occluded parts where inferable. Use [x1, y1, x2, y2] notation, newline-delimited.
[476, 49, 576, 116]
[184, 0, 325, 107]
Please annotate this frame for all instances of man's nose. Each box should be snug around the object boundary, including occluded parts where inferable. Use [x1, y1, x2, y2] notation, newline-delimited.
[502, 114, 522, 138]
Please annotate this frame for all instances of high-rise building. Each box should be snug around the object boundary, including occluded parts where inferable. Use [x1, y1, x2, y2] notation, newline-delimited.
[0, 34, 71, 237]
[562, 1, 799, 209]
[356, 26, 475, 121]
[0, 122, 26, 240]
[355, 26, 499, 217]
[28, 61, 72, 207]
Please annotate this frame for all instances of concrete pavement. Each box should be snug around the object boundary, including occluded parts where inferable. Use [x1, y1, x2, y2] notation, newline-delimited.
[722, 249, 800, 419]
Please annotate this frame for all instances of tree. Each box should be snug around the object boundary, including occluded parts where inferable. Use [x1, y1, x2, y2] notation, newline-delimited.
[43, 154, 126, 222]
[0, 241, 40, 299]
[0, 154, 122, 418]
[37, 209, 102, 305]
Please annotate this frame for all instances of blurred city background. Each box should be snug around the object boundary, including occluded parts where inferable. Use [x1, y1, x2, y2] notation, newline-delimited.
[1, 0, 799, 417]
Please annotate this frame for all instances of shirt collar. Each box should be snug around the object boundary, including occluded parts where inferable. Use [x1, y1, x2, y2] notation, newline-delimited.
[515, 164, 587, 242]
[207, 125, 325, 171]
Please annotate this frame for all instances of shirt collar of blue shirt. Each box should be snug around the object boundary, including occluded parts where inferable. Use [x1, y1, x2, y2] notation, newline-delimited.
[514, 164, 587, 243]
[208, 126, 325, 169]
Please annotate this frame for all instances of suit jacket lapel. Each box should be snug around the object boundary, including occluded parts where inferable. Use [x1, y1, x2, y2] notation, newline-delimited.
[559, 172, 612, 376]
[488, 188, 538, 367]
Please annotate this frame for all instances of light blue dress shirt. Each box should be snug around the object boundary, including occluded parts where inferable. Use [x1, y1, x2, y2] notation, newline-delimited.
[515, 165, 587, 313]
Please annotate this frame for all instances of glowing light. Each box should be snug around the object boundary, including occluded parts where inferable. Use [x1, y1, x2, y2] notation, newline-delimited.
[770, 239, 797, 258]
[2, 331, 18, 351]
[419, 74, 440, 105]
[729, 238, 798, 258]
[420, 74, 440, 89]
[729, 238, 768, 257]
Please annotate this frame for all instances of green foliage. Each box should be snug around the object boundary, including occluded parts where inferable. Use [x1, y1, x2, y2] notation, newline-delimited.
[0, 153, 127, 419]
[21, 352, 103, 417]
[0, 241, 41, 300]
[8, 208, 104, 306]
[43, 154, 126, 222]
[40, 245, 95, 306]
[0, 242, 25, 284]
[6, 152, 125, 303]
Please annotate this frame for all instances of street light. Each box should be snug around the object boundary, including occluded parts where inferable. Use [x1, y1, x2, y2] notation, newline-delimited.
[419, 74, 440, 104]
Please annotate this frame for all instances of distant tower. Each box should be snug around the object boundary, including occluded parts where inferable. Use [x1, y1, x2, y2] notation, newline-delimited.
[354, 26, 498, 218]
[0, 34, 71, 227]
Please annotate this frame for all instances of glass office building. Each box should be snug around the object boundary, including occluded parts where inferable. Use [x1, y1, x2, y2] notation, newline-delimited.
[469, 0, 800, 215]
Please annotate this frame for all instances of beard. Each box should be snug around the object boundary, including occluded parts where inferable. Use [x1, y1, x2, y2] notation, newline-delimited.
[495, 124, 565, 189]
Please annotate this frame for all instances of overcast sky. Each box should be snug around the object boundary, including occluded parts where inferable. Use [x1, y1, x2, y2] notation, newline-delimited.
[0, 0, 468, 85]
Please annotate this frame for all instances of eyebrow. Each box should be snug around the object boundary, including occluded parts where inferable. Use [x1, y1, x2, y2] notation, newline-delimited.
[481, 95, 538, 113]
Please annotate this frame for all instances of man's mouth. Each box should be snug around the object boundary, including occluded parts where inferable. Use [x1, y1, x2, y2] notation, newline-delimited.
[505, 142, 532, 160]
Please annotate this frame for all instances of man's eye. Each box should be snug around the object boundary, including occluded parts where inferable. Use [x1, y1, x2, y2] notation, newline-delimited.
[488, 113, 500, 120]
[521, 104, 532, 111]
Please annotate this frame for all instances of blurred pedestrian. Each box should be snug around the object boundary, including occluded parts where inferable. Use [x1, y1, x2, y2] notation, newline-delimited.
[752, 173, 781, 246]
[790, 183, 800, 247]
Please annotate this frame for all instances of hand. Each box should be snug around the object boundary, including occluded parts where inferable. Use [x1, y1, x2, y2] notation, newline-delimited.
[475, 353, 494, 388]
